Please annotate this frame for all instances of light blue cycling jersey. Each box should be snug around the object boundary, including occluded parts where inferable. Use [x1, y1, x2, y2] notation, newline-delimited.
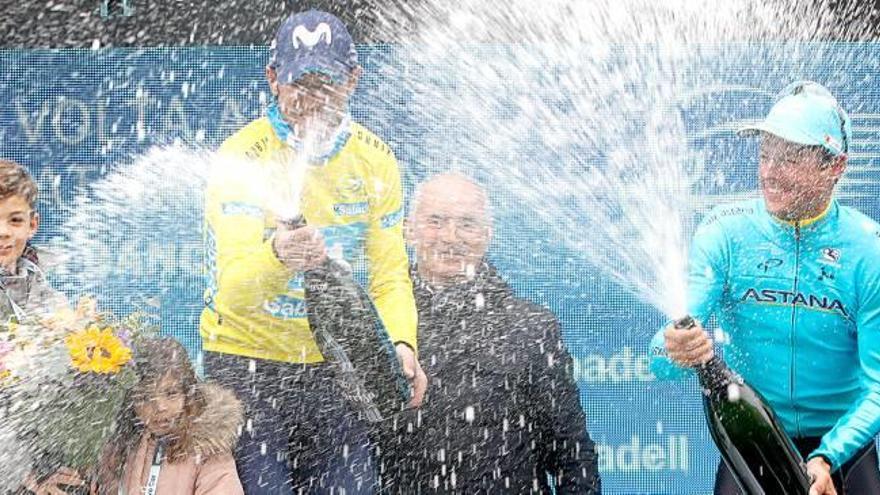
[650, 197, 880, 470]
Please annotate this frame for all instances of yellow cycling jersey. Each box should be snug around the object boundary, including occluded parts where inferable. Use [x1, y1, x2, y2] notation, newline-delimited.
[200, 117, 417, 364]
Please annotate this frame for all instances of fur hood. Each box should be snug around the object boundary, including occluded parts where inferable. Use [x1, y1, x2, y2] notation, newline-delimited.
[100, 382, 245, 495]
[177, 382, 244, 461]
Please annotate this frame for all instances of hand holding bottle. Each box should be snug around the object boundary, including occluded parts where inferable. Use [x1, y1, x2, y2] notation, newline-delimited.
[807, 457, 836, 495]
[663, 318, 715, 366]
[674, 314, 813, 494]
[273, 221, 327, 272]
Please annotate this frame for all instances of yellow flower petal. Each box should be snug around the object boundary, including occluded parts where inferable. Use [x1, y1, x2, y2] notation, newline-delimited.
[65, 325, 132, 374]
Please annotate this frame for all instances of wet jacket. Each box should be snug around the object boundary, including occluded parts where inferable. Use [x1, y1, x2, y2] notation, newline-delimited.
[113, 383, 244, 495]
[383, 263, 601, 494]
[0, 247, 67, 323]
[650, 199, 880, 469]
[200, 117, 417, 364]
[0, 248, 68, 491]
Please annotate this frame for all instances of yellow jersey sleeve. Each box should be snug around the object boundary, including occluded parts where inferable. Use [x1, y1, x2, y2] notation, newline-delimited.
[210, 120, 290, 320]
[363, 144, 418, 352]
[205, 174, 289, 316]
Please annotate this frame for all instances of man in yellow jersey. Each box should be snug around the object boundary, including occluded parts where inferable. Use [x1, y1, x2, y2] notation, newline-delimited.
[200, 10, 425, 493]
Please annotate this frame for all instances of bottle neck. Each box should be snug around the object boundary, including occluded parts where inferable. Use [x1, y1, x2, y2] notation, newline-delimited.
[695, 356, 736, 392]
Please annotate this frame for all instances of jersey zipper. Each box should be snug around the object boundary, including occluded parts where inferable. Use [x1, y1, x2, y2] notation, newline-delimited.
[790, 223, 802, 436]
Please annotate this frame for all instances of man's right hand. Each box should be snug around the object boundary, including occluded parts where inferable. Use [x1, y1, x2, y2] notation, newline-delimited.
[663, 319, 715, 367]
[273, 224, 327, 272]
[395, 343, 427, 408]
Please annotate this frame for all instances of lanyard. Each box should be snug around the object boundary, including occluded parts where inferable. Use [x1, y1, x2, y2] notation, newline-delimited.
[143, 441, 165, 495]
[0, 279, 29, 323]
[1, 288, 27, 323]
[0, 258, 41, 323]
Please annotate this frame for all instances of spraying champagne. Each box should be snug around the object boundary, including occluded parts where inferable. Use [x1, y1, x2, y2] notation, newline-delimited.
[278, 216, 410, 422]
[674, 316, 811, 494]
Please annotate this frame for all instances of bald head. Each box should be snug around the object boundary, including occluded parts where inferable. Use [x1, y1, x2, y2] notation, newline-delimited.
[411, 174, 490, 218]
[407, 174, 492, 289]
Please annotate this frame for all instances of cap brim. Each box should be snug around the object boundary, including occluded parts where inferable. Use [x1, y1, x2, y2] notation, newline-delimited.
[736, 126, 761, 138]
[275, 58, 351, 85]
[736, 121, 823, 148]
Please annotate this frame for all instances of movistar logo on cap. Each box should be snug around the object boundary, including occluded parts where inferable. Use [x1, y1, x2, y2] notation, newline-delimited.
[292, 23, 332, 49]
[741, 287, 848, 318]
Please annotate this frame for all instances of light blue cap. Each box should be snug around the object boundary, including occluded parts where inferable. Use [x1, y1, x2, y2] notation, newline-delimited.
[738, 81, 851, 156]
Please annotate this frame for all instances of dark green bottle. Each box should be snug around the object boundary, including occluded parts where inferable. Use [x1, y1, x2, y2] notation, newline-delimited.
[675, 316, 812, 494]
[281, 216, 410, 422]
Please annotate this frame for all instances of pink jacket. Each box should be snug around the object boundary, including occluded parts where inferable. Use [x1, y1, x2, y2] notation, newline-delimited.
[115, 384, 244, 495]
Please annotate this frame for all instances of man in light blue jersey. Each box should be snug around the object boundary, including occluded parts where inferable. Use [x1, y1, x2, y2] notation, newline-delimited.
[650, 81, 880, 495]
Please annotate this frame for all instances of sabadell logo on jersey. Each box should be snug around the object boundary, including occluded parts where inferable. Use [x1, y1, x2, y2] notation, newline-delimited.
[740, 288, 849, 318]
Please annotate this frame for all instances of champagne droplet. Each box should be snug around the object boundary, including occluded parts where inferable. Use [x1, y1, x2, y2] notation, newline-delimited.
[464, 405, 475, 423]
[727, 383, 742, 402]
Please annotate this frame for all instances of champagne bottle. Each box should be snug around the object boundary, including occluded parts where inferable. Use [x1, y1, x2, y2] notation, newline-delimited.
[674, 316, 811, 495]
[279, 216, 411, 422]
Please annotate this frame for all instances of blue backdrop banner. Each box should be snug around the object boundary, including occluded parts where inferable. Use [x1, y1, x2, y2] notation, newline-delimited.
[0, 45, 878, 494]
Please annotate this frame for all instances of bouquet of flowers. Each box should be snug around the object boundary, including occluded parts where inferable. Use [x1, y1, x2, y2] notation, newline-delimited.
[0, 299, 157, 489]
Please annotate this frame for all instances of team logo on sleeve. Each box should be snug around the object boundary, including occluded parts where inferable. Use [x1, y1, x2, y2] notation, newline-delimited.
[221, 202, 263, 217]
[381, 207, 404, 229]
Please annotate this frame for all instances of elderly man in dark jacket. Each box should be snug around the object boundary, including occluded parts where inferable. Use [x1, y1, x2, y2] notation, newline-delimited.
[380, 173, 600, 494]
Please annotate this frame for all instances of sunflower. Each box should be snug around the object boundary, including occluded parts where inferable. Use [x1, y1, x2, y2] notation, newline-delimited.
[65, 326, 132, 374]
